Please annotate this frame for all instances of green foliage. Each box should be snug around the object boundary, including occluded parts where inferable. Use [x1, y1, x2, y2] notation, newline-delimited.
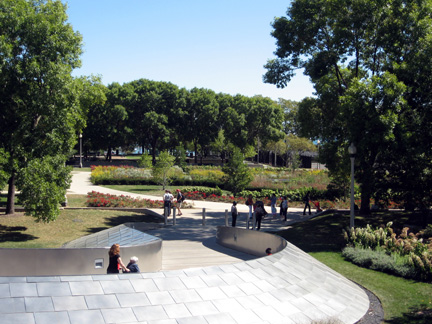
[342, 247, 415, 280]
[239, 186, 326, 202]
[181, 186, 223, 197]
[222, 148, 253, 196]
[265, 0, 432, 212]
[137, 153, 153, 168]
[152, 151, 175, 189]
[17, 156, 72, 223]
[173, 146, 187, 170]
[0, 0, 84, 218]
[343, 223, 432, 281]
[0, 149, 9, 189]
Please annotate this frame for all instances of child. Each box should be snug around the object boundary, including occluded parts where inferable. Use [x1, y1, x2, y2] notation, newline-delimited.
[231, 201, 238, 227]
[126, 256, 140, 273]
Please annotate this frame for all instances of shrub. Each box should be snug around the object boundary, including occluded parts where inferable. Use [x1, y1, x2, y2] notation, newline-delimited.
[90, 165, 151, 185]
[342, 247, 416, 279]
[343, 223, 432, 281]
[189, 168, 225, 182]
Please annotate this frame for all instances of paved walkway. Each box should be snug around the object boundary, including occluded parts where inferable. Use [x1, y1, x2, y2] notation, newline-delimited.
[67, 171, 317, 271]
[0, 171, 369, 324]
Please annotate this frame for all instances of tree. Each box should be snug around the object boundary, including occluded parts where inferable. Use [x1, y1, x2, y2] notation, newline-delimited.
[128, 79, 185, 164]
[184, 88, 219, 164]
[222, 148, 253, 196]
[152, 151, 175, 189]
[223, 95, 284, 158]
[85, 82, 131, 162]
[17, 155, 72, 222]
[278, 99, 300, 135]
[264, 0, 432, 213]
[0, 0, 83, 220]
[137, 153, 152, 169]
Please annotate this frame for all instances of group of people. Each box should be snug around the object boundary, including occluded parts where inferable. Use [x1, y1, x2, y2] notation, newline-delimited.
[107, 243, 140, 274]
[163, 189, 185, 216]
[231, 191, 316, 230]
[231, 195, 269, 230]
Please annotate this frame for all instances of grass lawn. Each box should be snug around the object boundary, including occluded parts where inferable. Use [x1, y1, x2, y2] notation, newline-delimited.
[0, 209, 162, 249]
[71, 167, 92, 172]
[276, 211, 432, 323]
[67, 194, 88, 207]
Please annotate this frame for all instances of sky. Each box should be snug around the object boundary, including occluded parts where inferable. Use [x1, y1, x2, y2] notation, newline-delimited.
[65, 0, 315, 102]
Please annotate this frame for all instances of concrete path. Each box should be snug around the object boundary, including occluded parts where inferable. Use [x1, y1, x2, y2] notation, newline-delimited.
[67, 171, 317, 271]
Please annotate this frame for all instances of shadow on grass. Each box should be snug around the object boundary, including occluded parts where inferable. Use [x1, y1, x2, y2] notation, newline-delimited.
[85, 213, 163, 234]
[0, 225, 37, 242]
[276, 212, 350, 252]
[386, 305, 432, 324]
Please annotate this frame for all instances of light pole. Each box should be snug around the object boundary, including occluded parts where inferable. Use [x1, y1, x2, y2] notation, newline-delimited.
[316, 139, 321, 169]
[79, 133, 83, 168]
[348, 142, 357, 228]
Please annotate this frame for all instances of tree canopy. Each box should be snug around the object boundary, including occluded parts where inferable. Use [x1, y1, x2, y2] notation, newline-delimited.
[265, 0, 432, 212]
[0, 0, 83, 221]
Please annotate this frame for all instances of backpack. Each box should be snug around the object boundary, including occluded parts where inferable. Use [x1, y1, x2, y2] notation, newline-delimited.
[181, 193, 185, 202]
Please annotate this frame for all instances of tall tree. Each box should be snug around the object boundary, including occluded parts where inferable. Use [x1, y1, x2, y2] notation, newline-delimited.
[85, 82, 132, 161]
[278, 99, 300, 135]
[128, 79, 185, 164]
[184, 88, 219, 164]
[0, 0, 83, 220]
[264, 0, 432, 213]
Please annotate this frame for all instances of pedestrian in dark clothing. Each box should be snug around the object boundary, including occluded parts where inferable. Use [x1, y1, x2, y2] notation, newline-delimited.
[231, 201, 238, 227]
[280, 196, 288, 221]
[254, 203, 267, 230]
[303, 191, 311, 215]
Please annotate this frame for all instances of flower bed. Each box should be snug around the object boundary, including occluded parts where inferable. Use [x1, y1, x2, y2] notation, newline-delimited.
[86, 191, 190, 209]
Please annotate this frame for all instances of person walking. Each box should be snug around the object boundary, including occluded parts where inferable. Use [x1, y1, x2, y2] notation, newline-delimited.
[175, 189, 185, 216]
[245, 194, 254, 220]
[163, 190, 174, 216]
[270, 193, 277, 217]
[254, 201, 267, 230]
[280, 196, 288, 221]
[231, 201, 238, 227]
[107, 244, 130, 274]
[303, 191, 311, 215]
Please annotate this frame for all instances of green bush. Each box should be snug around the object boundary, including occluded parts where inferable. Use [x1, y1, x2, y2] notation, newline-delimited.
[343, 223, 432, 282]
[181, 186, 223, 197]
[238, 187, 327, 201]
[342, 247, 416, 279]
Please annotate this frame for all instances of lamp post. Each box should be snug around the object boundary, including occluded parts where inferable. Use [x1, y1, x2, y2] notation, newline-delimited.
[316, 139, 321, 169]
[79, 133, 83, 168]
[348, 142, 357, 228]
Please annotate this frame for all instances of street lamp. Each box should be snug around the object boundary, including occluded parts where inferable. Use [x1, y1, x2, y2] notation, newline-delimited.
[79, 133, 83, 168]
[348, 142, 357, 228]
[316, 139, 321, 169]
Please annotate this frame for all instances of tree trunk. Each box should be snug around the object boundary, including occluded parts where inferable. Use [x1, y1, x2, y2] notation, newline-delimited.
[194, 142, 198, 164]
[256, 141, 260, 163]
[5, 172, 16, 215]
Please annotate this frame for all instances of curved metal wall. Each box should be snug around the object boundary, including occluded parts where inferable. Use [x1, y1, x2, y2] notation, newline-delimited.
[216, 226, 287, 256]
[0, 239, 162, 277]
